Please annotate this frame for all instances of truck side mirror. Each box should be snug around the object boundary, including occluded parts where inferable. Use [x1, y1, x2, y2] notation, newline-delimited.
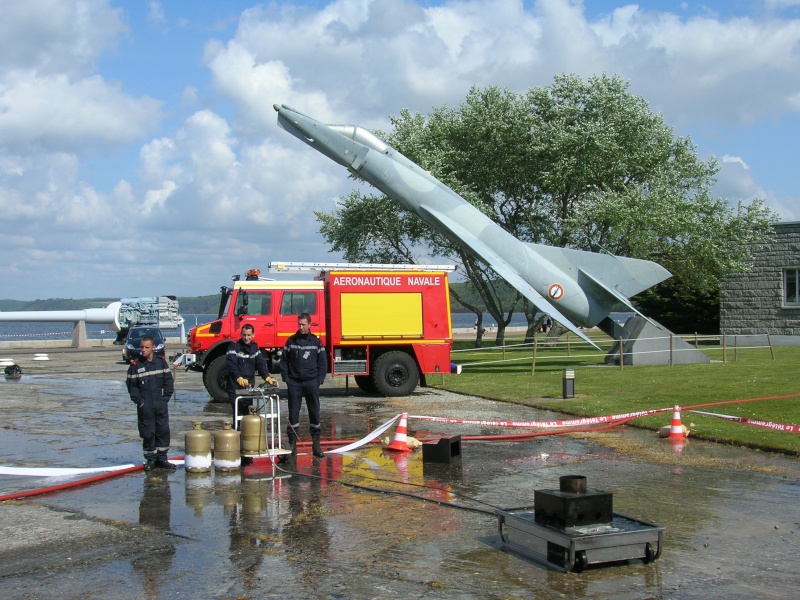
[236, 290, 249, 316]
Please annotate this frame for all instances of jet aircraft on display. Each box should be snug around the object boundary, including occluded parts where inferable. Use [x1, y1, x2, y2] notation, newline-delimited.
[274, 104, 671, 349]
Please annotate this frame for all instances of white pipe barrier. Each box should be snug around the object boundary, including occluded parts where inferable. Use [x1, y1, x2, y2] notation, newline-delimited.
[0, 302, 122, 331]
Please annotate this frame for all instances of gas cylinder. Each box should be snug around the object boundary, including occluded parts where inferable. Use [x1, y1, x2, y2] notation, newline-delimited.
[213, 421, 241, 471]
[184, 421, 212, 472]
[240, 406, 266, 456]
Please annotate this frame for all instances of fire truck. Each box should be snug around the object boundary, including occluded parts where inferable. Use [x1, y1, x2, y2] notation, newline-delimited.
[179, 262, 455, 402]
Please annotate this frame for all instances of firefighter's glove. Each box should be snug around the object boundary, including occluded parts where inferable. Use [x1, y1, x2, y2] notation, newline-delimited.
[264, 376, 279, 387]
[236, 377, 250, 388]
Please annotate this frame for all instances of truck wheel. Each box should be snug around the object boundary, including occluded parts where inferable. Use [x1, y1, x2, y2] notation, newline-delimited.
[205, 355, 230, 403]
[371, 351, 419, 397]
[354, 375, 377, 394]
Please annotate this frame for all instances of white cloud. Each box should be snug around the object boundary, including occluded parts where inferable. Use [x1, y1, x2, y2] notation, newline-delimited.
[2, 0, 800, 300]
[722, 155, 750, 170]
[147, 1, 167, 32]
[765, 0, 800, 10]
[714, 154, 760, 200]
[0, 0, 125, 76]
[207, 0, 800, 130]
[713, 154, 797, 221]
[136, 106, 347, 234]
[142, 180, 176, 215]
[219, 0, 547, 119]
[0, 1, 162, 156]
[763, 193, 799, 221]
[585, 7, 800, 126]
[204, 39, 337, 135]
[0, 0, 165, 298]
[0, 72, 162, 152]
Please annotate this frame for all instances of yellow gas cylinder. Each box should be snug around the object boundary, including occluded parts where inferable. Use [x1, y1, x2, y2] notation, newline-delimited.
[184, 421, 212, 472]
[241, 406, 266, 456]
[213, 421, 241, 472]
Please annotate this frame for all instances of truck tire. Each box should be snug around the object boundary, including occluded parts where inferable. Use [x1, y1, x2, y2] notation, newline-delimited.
[354, 375, 377, 395]
[205, 355, 230, 403]
[371, 351, 419, 397]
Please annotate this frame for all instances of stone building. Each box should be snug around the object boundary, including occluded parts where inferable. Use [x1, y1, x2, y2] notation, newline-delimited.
[720, 221, 800, 343]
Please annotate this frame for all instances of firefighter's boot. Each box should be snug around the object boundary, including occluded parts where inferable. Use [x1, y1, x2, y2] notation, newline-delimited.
[311, 435, 324, 458]
[286, 430, 297, 455]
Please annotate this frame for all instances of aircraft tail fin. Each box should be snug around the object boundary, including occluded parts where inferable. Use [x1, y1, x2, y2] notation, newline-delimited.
[528, 244, 671, 300]
[578, 268, 656, 325]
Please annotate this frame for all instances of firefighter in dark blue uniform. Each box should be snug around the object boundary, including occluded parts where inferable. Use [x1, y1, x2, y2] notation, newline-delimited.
[126, 335, 175, 471]
[280, 312, 327, 458]
[226, 323, 276, 421]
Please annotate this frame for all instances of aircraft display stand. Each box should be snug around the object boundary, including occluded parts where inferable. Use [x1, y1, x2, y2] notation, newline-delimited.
[235, 387, 292, 468]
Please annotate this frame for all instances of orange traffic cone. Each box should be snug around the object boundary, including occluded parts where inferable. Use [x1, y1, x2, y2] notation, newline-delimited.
[385, 413, 413, 452]
[668, 405, 685, 440]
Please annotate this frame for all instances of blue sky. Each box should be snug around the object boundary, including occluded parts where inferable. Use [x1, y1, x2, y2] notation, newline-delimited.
[1, 0, 799, 300]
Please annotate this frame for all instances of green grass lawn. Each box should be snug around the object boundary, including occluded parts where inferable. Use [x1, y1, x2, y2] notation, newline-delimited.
[433, 336, 800, 455]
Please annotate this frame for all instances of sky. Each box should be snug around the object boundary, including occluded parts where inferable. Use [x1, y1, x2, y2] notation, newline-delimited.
[2, 0, 800, 301]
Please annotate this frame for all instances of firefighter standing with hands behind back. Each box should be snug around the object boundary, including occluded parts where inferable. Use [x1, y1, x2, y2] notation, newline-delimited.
[127, 335, 175, 471]
[280, 312, 327, 458]
[226, 323, 277, 421]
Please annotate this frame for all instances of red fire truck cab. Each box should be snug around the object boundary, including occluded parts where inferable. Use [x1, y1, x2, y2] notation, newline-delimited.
[181, 262, 455, 402]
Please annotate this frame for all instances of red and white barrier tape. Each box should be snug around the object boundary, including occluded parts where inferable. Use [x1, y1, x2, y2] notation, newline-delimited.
[409, 407, 670, 429]
[690, 410, 800, 433]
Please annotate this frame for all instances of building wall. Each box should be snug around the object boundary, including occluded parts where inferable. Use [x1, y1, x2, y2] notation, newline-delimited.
[720, 222, 800, 335]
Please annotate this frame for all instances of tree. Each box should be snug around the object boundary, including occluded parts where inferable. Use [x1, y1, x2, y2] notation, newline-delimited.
[316, 74, 774, 342]
[634, 275, 720, 334]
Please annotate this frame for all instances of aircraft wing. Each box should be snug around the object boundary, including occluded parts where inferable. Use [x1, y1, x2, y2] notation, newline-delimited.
[417, 206, 600, 349]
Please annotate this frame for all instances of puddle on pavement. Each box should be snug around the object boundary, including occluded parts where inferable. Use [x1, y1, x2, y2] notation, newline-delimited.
[2, 374, 799, 598]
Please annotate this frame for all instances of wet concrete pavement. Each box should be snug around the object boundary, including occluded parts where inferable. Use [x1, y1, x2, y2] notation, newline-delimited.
[1, 347, 799, 599]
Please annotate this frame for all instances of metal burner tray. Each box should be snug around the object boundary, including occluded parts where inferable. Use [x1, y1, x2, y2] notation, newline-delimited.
[497, 506, 664, 572]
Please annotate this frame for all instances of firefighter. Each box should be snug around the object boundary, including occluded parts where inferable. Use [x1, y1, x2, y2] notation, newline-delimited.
[280, 312, 328, 458]
[226, 323, 276, 420]
[127, 335, 175, 471]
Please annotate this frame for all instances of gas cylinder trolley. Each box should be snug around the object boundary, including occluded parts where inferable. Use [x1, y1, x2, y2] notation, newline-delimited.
[235, 385, 292, 465]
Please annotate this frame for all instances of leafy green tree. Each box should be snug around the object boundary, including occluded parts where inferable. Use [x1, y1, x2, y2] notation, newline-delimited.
[634, 275, 720, 334]
[316, 74, 774, 344]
